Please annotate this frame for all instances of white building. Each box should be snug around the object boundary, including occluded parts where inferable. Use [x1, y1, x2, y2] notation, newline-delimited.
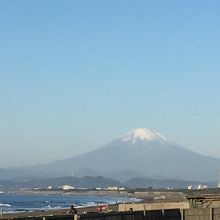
[188, 185, 193, 190]
[197, 184, 208, 189]
[61, 185, 75, 190]
[119, 187, 125, 191]
[107, 186, 118, 191]
[218, 173, 220, 188]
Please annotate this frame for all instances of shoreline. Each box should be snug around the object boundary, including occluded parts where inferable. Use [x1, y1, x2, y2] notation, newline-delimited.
[0, 190, 189, 219]
[0, 190, 143, 215]
[2, 189, 147, 201]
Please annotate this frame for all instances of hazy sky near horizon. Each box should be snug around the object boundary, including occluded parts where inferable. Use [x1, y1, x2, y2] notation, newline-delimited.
[1, 0, 220, 167]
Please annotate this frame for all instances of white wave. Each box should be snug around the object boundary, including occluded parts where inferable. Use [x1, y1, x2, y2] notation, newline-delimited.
[45, 205, 62, 209]
[0, 203, 12, 207]
[84, 202, 97, 206]
[127, 198, 143, 203]
[75, 202, 97, 208]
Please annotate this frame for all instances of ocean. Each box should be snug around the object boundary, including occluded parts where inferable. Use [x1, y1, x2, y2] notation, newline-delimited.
[0, 193, 140, 213]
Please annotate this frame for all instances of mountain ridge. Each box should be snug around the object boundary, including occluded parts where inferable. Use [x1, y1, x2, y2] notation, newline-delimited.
[0, 175, 214, 190]
[31, 128, 220, 182]
[1, 128, 220, 182]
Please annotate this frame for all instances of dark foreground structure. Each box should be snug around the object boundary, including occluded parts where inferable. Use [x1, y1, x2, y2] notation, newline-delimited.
[1, 208, 220, 220]
[2, 195, 220, 220]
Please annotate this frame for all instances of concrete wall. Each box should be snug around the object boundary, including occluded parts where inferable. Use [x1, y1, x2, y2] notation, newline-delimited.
[3, 205, 220, 220]
[80, 208, 220, 220]
[118, 202, 189, 212]
[184, 208, 211, 220]
[184, 208, 220, 220]
[0, 209, 182, 220]
[213, 208, 220, 220]
[189, 199, 220, 209]
[80, 209, 181, 220]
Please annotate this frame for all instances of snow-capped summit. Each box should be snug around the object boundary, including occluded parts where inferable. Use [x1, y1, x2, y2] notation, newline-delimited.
[120, 128, 167, 143]
[34, 127, 220, 182]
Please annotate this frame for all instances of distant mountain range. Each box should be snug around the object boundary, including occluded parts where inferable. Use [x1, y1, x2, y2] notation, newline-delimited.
[0, 176, 123, 190]
[0, 175, 213, 191]
[1, 128, 220, 184]
[32, 128, 220, 182]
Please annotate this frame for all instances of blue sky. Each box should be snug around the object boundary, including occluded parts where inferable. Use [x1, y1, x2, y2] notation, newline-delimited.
[0, 0, 220, 167]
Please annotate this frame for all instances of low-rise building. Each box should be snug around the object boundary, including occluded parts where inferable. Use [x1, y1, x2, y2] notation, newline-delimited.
[107, 186, 118, 191]
[188, 185, 193, 190]
[61, 185, 75, 190]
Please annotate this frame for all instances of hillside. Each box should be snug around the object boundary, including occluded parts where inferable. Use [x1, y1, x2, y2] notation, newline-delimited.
[32, 128, 220, 181]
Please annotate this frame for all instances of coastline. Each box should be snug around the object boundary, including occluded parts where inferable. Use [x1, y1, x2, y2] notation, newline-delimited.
[0, 190, 142, 216]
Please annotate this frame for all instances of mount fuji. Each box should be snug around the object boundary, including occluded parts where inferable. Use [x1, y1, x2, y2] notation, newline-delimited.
[33, 128, 220, 182]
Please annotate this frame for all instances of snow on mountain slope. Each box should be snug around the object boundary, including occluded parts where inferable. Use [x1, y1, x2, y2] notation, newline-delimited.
[32, 128, 220, 182]
[120, 128, 167, 143]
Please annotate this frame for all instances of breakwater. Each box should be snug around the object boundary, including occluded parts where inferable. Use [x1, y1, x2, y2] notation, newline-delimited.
[1, 202, 220, 220]
[1, 208, 220, 220]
